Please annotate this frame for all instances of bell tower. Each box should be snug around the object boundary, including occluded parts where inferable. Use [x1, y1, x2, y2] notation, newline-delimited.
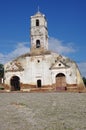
[30, 11, 48, 54]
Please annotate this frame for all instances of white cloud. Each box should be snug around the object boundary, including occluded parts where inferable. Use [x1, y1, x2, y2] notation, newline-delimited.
[0, 38, 86, 78]
[0, 38, 75, 64]
[0, 42, 29, 64]
[0, 53, 4, 63]
[7, 42, 30, 59]
[48, 37, 86, 77]
[78, 62, 86, 77]
[49, 37, 75, 54]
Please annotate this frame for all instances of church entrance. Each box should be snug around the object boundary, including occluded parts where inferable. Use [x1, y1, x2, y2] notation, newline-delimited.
[56, 73, 66, 90]
[37, 80, 41, 88]
[10, 76, 20, 91]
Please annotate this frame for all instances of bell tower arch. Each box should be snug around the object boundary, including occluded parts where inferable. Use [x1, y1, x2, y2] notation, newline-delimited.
[30, 11, 48, 54]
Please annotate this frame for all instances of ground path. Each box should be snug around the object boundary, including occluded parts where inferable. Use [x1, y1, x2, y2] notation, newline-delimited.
[0, 92, 86, 130]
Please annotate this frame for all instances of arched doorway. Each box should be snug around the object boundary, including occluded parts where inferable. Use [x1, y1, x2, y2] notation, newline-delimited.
[56, 73, 66, 89]
[37, 80, 41, 88]
[10, 76, 20, 91]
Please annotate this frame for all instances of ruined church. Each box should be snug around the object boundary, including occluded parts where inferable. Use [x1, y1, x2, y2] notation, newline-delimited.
[4, 11, 85, 91]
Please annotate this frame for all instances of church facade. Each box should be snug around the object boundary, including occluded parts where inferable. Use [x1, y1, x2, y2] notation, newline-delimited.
[4, 11, 85, 92]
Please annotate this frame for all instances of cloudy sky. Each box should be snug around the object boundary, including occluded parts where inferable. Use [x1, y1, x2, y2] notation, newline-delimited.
[0, 0, 86, 77]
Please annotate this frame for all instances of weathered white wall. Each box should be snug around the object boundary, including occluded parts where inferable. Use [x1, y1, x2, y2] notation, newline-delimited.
[4, 52, 83, 88]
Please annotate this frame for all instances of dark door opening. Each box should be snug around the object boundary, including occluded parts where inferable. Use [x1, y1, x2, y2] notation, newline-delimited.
[37, 80, 41, 88]
[10, 76, 20, 91]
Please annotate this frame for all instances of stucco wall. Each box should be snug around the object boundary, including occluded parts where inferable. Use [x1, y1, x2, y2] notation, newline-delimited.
[4, 52, 84, 89]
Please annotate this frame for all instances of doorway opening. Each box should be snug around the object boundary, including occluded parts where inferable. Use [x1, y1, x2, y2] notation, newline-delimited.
[37, 79, 42, 88]
[56, 73, 66, 88]
[10, 76, 20, 91]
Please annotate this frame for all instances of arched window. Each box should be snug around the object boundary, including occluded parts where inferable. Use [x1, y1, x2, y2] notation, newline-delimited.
[36, 19, 39, 26]
[36, 40, 40, 48]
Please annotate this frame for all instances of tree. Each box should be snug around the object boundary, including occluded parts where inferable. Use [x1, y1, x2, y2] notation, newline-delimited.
[83, 77, 86, 86]
[0, 64, 4, 78]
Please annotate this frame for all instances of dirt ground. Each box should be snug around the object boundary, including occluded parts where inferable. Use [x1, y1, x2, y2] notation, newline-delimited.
[0, 92, 86, 130]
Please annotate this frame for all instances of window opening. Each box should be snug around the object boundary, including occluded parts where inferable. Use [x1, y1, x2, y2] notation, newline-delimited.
[37, 60, 40, 63]
[36, 19, 39, 26]
[59, 63, 61, 66]
[36, 40, 40, 48]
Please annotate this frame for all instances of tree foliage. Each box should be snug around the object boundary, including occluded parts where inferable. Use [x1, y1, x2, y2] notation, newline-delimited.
[83, 77, 86, 86]
[0, 64, 4, 78]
